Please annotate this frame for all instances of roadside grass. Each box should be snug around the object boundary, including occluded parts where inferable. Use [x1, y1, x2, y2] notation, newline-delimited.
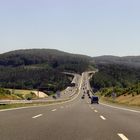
[0, 102, 60, 110]
[100, 95, 140, 107]
[6, 89, 38, 100]
[9, 89, 32, 95]
[0, 103, 33, 110]
[0, 94, 20, 100]
[0, 101, 62, 110]
[0, 87, 78, 110]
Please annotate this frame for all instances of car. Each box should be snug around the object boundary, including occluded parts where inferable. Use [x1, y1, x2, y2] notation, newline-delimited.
[88, 95, 91, 99]
[81, 95, 85, 99]
[91, 96, 99, 104]
[52, 95, 57, 99]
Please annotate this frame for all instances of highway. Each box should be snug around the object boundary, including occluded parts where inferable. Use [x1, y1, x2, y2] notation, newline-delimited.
[0, 72, 140, 140]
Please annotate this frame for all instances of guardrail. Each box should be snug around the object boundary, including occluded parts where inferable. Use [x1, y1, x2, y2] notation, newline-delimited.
[0, 89, 79, 105]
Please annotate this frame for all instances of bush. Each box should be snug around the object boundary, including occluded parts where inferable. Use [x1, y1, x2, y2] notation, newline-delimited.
[0, 88, 11, 95]
[25, 92, 36, 100]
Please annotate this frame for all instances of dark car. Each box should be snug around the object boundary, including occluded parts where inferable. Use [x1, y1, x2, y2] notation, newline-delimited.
[91, 96, 99, 104]
[81, 95, 85, 99]
[52, 95, 57, 99]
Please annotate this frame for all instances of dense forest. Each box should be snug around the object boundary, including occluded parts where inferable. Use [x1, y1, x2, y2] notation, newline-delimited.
[91, 63, 140, 89]
[0, 49, 92, 91]
[92, 55, 140, 68]
[0, 49, 90, 72]
[90, 63, 140, 96]
[0, 49, 139, 95]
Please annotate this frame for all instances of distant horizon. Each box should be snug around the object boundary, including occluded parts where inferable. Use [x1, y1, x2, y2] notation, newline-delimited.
[0, 48, 139, 57]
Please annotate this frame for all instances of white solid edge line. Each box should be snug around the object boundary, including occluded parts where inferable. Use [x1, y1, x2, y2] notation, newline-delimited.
[100, 115, 106, 120]
[100, 103, 140, 113]
[52, 109, 57, 112]
[32, 114, 43, 119]
[118, 133, 129, 140]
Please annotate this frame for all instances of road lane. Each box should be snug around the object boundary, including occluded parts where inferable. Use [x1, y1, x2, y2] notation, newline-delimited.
[0, 71, 140, 140]
[89, 102, 140, 140]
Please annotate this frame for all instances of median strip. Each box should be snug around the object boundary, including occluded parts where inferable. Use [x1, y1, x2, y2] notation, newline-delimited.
[118, 133, 129, 140]
[100, 115, 106, 120]
[32, 114, 43, 119]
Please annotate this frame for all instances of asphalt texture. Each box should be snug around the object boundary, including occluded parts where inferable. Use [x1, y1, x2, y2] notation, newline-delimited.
[0, 72, 140, 140]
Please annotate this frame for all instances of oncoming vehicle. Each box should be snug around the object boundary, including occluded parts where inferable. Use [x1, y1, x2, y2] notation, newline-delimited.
[91, 96, 99, 104]
[81, 95, 85, 99]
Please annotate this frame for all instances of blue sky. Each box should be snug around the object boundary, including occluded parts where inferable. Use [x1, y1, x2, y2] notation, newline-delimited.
[0, 0, 140, 56]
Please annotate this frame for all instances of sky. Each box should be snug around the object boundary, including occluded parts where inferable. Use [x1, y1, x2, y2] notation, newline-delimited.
[0, 0, 140, 56]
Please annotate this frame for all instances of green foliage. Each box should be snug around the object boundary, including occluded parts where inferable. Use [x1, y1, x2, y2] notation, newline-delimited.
[91, 63, 140, 97]
[14, 93, 24, 99]
[99, 83, 140, 97]
[0, 66, 71, 91]
[91, 64, 140, 89]
[0, 49, 91, 73]
[0, 49, 93, 91]
[25, 92, 37, 100]
[0, 88, 11, 95]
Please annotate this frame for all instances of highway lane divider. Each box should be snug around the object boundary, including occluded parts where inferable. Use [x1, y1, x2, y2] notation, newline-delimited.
[118, 133, 129, 140]
[32, 114, 43, 119]
[52, 109, 57, 112]
[94, 110, 98, 113]
[100, 115, 106, 120]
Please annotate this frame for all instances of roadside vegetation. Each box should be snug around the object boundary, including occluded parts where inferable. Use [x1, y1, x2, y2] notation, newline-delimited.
[90, 63, 140, 106]
[0, 49, 92, 94]
[0, 49, 140, 107]
[0, 88, 38, 100]
[98, 83, 140, 106]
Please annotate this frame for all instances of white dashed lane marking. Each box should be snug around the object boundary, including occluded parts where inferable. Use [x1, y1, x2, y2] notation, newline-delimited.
[32, 114, 43, 119]
[100, 115, 106, 120]
[94, 110, 98, 113]
[118, 133, 129, 140]
[52, 109, 57, 112]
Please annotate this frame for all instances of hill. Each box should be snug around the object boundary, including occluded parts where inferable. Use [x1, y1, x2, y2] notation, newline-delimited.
[92, 55, 140, 68]
[0, 49, 91, 69]
[0, 49, 139, 94]
[90, 55, 140, 92]
[0, 49, 92, 91]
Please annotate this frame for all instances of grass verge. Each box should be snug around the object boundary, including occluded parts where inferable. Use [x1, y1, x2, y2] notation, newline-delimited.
[100, 96, 140, 109]
[0, 97, 73, 110]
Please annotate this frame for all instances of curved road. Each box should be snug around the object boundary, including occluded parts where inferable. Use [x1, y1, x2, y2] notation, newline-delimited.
[0, 72, 140, 140]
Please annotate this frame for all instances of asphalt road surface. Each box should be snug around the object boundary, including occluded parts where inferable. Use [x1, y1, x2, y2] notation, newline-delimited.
[0, 72, 140, 140]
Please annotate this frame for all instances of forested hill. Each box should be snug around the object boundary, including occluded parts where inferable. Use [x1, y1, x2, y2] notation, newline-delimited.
[0, 49, 91, 68]
[90, 56, 140, 95]
[0, 49, 139, 91]
[92, 55, 140, 68]
[0, 49, 92, 91]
